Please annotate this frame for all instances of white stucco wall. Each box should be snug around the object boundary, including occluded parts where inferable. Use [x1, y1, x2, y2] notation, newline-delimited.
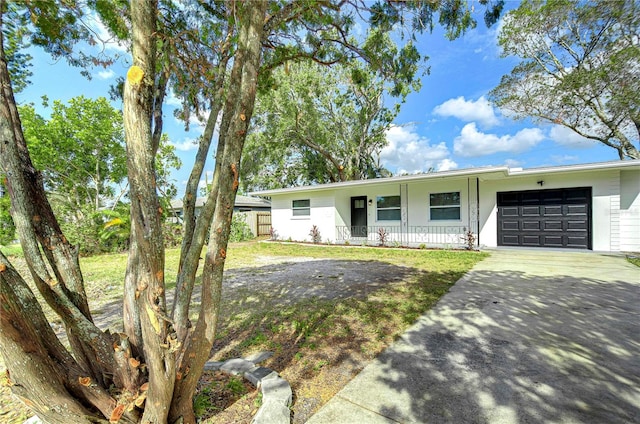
[478, 170, 622, 251]
[267, 164, 639, 252]
[620, 169, 640, 252]
[333, 182, 402, 243]
[270, 192, 335, 242]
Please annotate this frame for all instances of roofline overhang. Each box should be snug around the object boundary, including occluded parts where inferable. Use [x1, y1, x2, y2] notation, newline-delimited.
[249, 159, 640, 197]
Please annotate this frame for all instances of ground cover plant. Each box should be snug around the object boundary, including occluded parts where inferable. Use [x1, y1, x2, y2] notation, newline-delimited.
[0, 241, 486, 423]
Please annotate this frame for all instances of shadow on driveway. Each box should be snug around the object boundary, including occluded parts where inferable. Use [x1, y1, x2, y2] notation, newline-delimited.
[308, 252, 640, 423]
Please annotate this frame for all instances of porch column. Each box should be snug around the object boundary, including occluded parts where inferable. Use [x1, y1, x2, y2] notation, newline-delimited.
[468, 177, 479, 242]
[401, 183, 409, 245]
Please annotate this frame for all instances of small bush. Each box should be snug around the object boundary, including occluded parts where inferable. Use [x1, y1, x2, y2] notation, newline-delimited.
[309, 225, 321, 244]
[462, 230, 477, 250]
[163, 222, 183, 248]
[377, 227, 388, 246]
[229, 213, 254, 243]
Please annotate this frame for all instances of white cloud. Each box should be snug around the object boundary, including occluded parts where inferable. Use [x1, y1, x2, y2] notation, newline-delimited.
[198, 171, 215, 191]
[433, 96, 500, 128]
[550, 154, 580, 164]
[504, 159, 523, 168]
[548, 125, 595, 148]
[170, 137, 199, 152]
[165, 89, 182, 107]
[436, 158, 458, 172]
[381, 125, 454, 174]
[96, 69, 115, 80]
[453, 123, 545, 157]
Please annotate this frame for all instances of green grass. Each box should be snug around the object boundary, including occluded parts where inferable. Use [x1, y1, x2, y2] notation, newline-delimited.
[2, 240, 487, 423]
[0, 243, 23, 257]
[627, 255, 640, 267]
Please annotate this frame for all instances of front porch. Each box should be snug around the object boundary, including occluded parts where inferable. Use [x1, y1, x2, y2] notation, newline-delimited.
[335, 225, 473, 248]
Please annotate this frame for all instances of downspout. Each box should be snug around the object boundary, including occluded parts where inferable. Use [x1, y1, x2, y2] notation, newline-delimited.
[467, 177, 471, 235]
[476, 177, 480, 247]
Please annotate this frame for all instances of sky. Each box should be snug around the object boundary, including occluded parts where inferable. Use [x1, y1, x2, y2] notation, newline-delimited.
[15, 2, 623, 198]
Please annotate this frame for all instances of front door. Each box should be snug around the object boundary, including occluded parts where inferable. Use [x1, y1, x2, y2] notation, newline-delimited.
[351, 196, 368, 237]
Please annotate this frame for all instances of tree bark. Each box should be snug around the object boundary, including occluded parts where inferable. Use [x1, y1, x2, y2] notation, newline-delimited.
[123, 1, 175, 422]
[169, 2, 267, 421]
[0, 252, 120, 423]
[0, 3, 121, 391]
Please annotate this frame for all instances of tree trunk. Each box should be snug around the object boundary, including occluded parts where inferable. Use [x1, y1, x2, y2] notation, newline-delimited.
[0, 253, 118, 423]
[168, 2, 267, 421]
[122, 1, 176, 422]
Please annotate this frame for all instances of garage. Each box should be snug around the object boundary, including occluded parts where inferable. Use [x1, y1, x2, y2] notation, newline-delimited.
[497, 187, 592, 249]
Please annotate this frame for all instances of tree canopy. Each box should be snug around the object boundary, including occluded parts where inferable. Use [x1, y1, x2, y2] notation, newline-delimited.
[242, 59, 398, 191]
[489, 0, 640, 160]
[20, 96, 128, 212]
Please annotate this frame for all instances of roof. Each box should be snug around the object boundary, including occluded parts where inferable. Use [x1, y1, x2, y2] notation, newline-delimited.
[249, 159, 640, 196]
[170, 194, 271, 210]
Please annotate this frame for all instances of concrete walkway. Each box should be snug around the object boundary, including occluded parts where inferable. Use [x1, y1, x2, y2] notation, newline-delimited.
[307, 249, 640, 424]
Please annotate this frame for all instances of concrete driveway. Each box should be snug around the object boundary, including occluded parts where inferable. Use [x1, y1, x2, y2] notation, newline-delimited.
[307, 249, 640, 423]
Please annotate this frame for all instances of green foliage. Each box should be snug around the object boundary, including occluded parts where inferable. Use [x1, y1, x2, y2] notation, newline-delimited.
[0, 175, 15, 246]
[229, 213, 254, 243]
[242, 60, 396, 190]
[156, 134, 182, 206]
[163, 222, 183, 248]
[99, 205, 131, 252]
[225, 377, 247, 397]
[193, 388, 215, 417]
[2, 3, 32, 93]
[489, 0, 639, 160]
[20, 96, 128, 211]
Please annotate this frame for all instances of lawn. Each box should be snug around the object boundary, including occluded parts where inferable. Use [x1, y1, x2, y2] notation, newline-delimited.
[0, 241, 487, 423]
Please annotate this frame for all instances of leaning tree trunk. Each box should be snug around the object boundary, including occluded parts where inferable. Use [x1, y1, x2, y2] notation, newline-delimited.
[0, 3, 137, 422]
[167, 2, 267, 422]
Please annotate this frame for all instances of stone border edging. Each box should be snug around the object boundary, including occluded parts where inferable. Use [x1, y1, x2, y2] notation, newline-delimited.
[204, 351, 292, 424]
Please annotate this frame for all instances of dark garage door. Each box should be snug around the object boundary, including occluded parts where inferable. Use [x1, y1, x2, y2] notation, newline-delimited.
[497, 187, 592, 249]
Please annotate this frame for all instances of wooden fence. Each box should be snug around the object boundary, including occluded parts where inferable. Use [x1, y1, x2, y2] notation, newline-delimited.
[236, 211, 271, 237]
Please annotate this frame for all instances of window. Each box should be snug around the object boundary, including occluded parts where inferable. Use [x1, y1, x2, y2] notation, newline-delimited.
[292, 199, 310, 216]
[377, 195, 401, 221]
[430, 192, 460, 220]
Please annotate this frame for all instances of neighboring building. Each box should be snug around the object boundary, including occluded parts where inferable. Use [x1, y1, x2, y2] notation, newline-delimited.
[251, 160, 640, 252]
[170, 194, 271, 219]
[169, 194, 272, 236]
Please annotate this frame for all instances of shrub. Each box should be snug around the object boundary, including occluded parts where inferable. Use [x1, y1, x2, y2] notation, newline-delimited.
[229, 213, 254, 242]
[309, 225, 321, 244]
[163, 222, 183, 248]
[377, 227, 388, 246]
[462, 230, 477, 250]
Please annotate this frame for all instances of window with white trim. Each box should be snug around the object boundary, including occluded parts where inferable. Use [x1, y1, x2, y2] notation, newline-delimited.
[376, 195, 401, 221]
[430, 192, 460, 220]
[292, 199, 310, 216]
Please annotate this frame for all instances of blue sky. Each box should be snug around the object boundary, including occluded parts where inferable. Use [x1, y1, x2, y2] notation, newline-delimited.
[15, 4, 621, 197]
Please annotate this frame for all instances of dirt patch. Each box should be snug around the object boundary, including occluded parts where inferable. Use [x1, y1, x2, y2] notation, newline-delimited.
[90, 257, 415, 333]
[0, 256, 417, 423]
